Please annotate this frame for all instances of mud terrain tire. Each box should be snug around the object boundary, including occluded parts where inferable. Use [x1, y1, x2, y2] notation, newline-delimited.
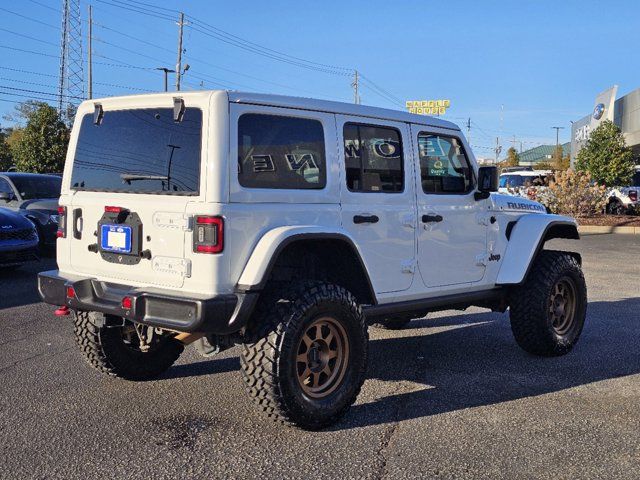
[509, 250, 587, 357]
[241, 281, 368, 430]
[74, 311, 183, 380]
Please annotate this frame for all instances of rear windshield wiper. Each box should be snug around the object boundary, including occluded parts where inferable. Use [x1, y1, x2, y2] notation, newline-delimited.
[120, 173, 169, 184]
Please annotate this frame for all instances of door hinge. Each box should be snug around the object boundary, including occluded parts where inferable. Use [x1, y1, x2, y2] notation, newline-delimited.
[401, 259, 416, 274]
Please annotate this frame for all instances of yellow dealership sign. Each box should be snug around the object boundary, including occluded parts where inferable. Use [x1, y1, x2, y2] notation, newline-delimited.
[405, 100, 451, 115]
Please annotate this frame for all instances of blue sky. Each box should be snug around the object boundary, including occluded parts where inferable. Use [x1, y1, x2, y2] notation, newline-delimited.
[1, 0, 639, 158]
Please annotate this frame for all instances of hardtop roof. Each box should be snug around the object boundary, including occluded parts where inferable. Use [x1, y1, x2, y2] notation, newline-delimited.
[83, 90, 461, 132]
[227, 91, 461, 131]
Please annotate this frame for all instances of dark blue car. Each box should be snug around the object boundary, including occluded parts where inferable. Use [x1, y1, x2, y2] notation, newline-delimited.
[0, 172, 61, 251]
[0, 207, 39, 268]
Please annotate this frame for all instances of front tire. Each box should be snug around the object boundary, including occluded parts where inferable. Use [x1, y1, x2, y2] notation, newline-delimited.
[509, 250, 587, 356]
[74, 311, 184, 380]
[241, 281, 368, 430]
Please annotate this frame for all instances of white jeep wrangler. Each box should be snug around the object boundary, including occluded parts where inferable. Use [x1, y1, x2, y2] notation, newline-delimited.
[39, 91, 587, 429]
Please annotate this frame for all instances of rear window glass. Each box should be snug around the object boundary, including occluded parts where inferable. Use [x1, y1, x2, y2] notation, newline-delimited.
[9, 175, 61, 200]
[238, 114, 326, 189]
[70, 108, 202, 194]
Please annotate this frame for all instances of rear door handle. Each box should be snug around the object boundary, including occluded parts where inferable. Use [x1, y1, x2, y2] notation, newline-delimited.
[422, 214, 443, 223]
[72, 208, 82, 239]
[353, 215, 379, 224]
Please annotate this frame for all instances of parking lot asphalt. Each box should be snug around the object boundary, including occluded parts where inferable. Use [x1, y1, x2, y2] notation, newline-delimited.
[0, 234, 639, 479]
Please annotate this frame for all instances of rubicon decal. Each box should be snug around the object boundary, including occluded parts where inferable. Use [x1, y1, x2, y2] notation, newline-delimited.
[506, 202, 546, 212]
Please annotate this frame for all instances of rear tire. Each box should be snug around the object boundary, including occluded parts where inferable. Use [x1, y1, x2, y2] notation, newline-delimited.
[74, 311, 183, 380]
[509, 250, 587, 356]
[240, 281, 368, 430]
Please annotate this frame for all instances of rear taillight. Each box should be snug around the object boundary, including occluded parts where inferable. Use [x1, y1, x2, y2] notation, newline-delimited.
[193, 216, 224, 254]
[56, 206, 67, 238]
[629, 190, 638, 202]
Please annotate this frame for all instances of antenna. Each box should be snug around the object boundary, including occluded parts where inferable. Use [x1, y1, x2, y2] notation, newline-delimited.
[58, 0, 84, 120]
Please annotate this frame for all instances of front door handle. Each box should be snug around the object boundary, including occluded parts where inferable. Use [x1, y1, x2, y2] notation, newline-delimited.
[422, 214, 443, 223]
[353, 214, 379, 224]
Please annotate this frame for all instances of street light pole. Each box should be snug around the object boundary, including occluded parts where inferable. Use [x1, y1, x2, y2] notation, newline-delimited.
[551, 126, 565, 148]
[156, 67, 175, 92]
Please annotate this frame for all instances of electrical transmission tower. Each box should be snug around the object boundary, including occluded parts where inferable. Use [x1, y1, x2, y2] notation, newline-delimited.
[58, 0, 84, 120]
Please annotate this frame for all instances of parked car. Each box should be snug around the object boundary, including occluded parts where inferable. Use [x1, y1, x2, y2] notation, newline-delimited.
[606, 166, 640, 214]
[38, 91, 586, 430]
[0, 172, 62, 250]
[498, 169, 553, 197]
[0, 207, 39, 268]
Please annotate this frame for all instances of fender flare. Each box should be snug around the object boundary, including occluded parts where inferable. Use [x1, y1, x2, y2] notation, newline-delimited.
[235, 225, 376, 302]
[496, 214, 580, 285]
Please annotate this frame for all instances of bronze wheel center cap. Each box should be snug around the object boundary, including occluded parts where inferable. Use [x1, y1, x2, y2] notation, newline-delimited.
[307, 341, 328, 372]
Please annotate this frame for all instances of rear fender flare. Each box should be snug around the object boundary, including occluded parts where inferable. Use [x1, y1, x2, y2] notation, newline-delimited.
[236, 226, 376, 302]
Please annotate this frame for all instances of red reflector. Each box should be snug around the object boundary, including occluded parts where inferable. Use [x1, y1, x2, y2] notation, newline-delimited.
[196, 244, 220, 253]
[105, 206, 122, 213]
[196, 216, 219, 224]
[57, 206, 66, 215]
[66, 286, 76, 298]
[56, 230, 65, 238]
[121, 296, 132, 309]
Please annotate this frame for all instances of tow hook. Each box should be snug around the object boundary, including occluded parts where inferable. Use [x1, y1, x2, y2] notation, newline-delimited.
[54, 305, 71, 316]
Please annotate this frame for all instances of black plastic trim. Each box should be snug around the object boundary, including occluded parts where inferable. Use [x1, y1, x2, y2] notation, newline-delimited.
[37, 270, 256, 334]
[236, 232, 377, 305]
[364, 289, 505, 320]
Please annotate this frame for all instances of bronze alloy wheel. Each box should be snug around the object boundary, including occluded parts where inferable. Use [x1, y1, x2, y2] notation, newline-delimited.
[549, 276, 577, 335]
[296, 316, 350, 399]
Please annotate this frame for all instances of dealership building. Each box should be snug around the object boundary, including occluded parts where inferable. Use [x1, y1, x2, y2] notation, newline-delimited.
[571, 85, 640, 166]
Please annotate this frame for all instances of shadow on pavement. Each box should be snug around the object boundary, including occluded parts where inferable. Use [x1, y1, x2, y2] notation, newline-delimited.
[336, 297, 640, 429]
[0, 259, 57, 309]
[161, 356, 240, 380]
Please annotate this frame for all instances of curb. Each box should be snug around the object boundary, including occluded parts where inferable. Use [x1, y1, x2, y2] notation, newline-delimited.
[578, 225, 640, 235]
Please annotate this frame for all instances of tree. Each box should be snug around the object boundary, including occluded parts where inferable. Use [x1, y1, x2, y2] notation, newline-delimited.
[504, 147, 520, 167]
[575, 120, 635, 186]
[0, 128, 12, 171]
[9, 102, 70, 173]
[551, 145, 570, 171]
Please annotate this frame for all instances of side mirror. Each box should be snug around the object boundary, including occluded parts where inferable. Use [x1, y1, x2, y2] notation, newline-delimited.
[475, 166, 498, 200]
[0, 192, 11, 202]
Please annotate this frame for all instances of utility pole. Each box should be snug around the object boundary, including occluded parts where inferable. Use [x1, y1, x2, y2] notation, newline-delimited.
[87, 4, 92, 99]
[156, 67, 175, 92]
[352, 70, 360, 104]
[551, 126, 564, 148]
[466, 117, 471, 144]
[494, 137, 502, 164]
[175, 12, 185, 91]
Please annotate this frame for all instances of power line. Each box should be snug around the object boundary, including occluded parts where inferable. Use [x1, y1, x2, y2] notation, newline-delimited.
[93, 0, 175, 21]
[0, 7, 59, 30]
[0, 28, 59, 47]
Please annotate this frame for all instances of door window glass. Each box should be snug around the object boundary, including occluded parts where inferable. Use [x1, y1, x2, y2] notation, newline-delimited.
[418, 134, 473, 194]
[238, 114, 326, 189]
[344, 123, 404, 193]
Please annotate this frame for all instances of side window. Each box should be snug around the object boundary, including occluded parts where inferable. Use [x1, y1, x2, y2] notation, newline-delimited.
[237, 113, 326, 190]
[418, 134, 473, 194]
[344, 123, 404, 193]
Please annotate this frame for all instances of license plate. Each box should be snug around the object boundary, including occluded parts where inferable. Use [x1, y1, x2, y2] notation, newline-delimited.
[100, 224, 132, 254]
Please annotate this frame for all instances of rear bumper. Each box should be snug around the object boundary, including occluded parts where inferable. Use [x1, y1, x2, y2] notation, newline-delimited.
[37, 270, 257, 334]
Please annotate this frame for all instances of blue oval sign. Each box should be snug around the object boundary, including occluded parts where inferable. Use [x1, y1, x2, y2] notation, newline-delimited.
[593, 103, 605, 120]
